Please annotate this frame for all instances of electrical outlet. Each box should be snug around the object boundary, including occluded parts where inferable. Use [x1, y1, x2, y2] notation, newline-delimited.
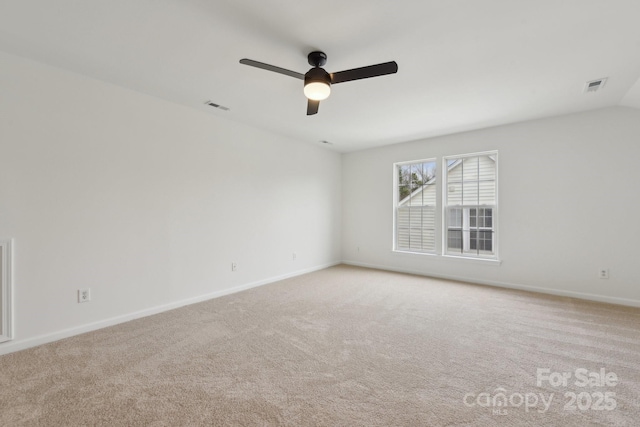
[292, 252, 297, 261]
[231, 262, 237, 272]
[78, 288, 91, 303]
[599, 268, 609, 279]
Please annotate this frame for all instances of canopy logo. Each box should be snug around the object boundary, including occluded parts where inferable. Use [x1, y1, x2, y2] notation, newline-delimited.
[463, 367, 618, 415]
[463, 389, 553, 415]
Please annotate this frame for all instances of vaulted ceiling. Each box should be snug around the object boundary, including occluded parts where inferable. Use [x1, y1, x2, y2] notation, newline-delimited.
[2, 0, 640, 152]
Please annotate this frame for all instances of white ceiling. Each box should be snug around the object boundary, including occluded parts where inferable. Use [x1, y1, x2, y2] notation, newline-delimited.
[2, 0, 640, 152]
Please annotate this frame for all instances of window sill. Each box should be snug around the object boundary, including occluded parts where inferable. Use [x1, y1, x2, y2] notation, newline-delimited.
[392, 250, 438, 257]
[392, 250, 502, 265]
[441, 254, 502, 265]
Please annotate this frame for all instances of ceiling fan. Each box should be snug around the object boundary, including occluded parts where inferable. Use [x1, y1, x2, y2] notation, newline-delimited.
[239, 51, 398, 115]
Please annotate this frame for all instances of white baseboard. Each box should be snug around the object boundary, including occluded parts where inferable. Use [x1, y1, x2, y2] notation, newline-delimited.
[342, 260, 640, 308]
[5, 259, 636, 356]
[0, 261, 340, 356]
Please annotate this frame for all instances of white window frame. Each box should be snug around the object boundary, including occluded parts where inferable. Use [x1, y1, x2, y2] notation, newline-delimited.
[442, 151, 498, 260]
[392, 158, 437, 254]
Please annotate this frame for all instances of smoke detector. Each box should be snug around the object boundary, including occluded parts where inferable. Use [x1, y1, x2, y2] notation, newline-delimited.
[584, 78, 607, 93]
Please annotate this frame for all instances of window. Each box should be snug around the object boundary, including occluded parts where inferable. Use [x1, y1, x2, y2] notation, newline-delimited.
[444, 153, 497, 258]
[447, 207, 463, 250]
[394, 160, 436, 253]
[393, 152, 498, 260]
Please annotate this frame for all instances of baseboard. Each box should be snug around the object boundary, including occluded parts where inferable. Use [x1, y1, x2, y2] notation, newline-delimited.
[0, 261, 340, 356]
[5, 259, 635, 356]
[342, 260, 640, 308]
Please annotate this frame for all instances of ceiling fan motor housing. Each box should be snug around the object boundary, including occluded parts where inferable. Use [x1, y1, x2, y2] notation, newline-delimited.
[308, 51, 327, 67]
[304, 67, 331, 86]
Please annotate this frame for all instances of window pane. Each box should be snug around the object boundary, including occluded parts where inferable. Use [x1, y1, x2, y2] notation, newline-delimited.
[397, 229, 410, 250]
[462, 156, 479, 181]
[409, 229, 422, 250]
[422, 162, 436, 183]
[448, 207, 462, 228]
[398, 185, 410, 203]
[408, 187, 423, 206]
[397, 206, 410, 250]
[422, 229, 435, 251]
[462, 183, 479, 205]
[397, 206, 410, 226]
[446, 182, 462, 205]
[479, 208, 492, 228]
[444, 152, 497, 259]
[479, 230, 493, 252]
[478, 155, 496, 180]
[411, 164, 423, 188]
[395, 160, 437, 254]
[423, 183, 436, 205]
[447, 229, 462, 251]
[422, 206, 435, 229]
[470, 230, 493, 253]
[398, 165, 411, 186]
[409, 207, 422, 228]
[478, 180, 496, 205]
[447, 159, 463, 182]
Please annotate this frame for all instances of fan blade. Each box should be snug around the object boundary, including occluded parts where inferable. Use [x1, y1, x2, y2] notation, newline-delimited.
[307, 100, 319, 115]
[330, 61, 398, 84]
[239, 59, 304, 80]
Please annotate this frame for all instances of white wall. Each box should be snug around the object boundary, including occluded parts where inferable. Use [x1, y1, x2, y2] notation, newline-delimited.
[342, 107, 640, 306]
[0, 52, 342, 354]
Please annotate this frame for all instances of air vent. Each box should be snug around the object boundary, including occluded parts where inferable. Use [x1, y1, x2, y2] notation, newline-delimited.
[205, 101, 230, 111]
[584, 78, 607, 93]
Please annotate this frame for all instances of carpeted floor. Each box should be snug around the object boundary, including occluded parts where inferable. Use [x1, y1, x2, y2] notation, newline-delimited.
[1, 265, 639, 426]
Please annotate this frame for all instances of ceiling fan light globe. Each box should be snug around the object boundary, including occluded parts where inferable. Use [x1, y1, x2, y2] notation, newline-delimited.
[304, 82, 331, 101]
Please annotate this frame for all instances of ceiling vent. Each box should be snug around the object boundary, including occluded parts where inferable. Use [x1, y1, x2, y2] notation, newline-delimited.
[584, 78, 607, 93]
[205, 101, 230, 111]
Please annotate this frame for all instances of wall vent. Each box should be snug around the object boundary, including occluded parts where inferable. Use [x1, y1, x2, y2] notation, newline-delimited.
[204, 101, 230, 111]
[584, 78, 607, 93]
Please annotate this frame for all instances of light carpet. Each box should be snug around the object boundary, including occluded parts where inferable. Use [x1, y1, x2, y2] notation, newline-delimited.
[1, 265, 639, 426]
